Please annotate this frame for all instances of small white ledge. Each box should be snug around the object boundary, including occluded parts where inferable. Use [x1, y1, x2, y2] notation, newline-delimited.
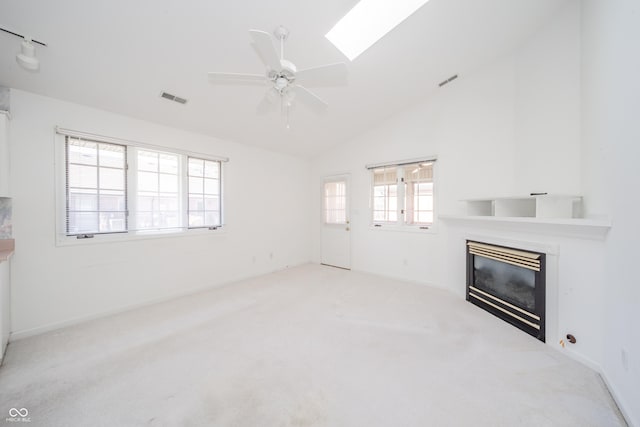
[439, 215, 611, 239]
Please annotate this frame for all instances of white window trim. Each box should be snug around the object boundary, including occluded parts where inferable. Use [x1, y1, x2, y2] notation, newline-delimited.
[54, 128, 227, 246]
[369, 223, 438, 234]
[367, 157, 438, 232]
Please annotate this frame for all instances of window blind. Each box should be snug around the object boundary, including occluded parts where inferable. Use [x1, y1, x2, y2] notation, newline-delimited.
[365, 157, 437, 170]
[373, 167, 397, 185]
[56, 127, 229, 163]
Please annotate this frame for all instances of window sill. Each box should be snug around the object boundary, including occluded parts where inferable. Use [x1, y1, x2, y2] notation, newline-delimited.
[55, 227, 226, 247]
[369, 224, 438, 234]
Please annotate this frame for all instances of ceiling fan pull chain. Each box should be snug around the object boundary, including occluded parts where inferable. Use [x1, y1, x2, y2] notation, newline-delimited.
[281, 36, 284, 60]
[286, 103, 291, 130]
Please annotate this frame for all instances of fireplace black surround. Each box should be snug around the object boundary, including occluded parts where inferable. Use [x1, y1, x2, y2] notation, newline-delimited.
[466, 240, 546, 341]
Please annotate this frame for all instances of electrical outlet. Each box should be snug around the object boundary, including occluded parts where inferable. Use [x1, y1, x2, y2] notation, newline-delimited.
[269, 252, 274, 260]
[252, 256, 256, 264]
[403, 258, 408, 266]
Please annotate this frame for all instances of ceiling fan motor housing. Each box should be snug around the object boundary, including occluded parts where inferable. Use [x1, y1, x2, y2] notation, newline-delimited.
[279, 59, 297, 80]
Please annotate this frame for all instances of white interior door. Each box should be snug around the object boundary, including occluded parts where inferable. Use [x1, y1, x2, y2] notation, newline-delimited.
[321, 175, 351, 269]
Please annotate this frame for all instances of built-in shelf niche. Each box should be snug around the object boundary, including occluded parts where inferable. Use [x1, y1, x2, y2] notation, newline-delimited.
[463, 195, 582, 219]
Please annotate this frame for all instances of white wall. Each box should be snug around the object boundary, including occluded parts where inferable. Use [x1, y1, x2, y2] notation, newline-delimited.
[311, 1, 581, 277]
[9, 89, 311, 337]
[582, 0, 640, 424]
[310, 0, 612, 381]
[513, 4, 581, 195]
[310, 47, 519, 286]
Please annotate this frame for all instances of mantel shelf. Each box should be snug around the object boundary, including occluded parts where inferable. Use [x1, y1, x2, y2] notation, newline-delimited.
[439, 215, 611, 239]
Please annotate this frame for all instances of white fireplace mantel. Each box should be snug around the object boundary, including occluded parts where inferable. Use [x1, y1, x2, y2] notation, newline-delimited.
[439, 215, 611, 240]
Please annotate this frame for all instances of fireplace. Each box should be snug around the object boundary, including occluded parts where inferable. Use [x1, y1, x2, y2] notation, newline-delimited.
[466, 241, 546, 341]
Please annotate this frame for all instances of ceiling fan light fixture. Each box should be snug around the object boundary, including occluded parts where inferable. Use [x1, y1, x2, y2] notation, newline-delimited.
[326, 0, 430, 61]
[275, 77, 289, 91]
[16, 38, 39, 71]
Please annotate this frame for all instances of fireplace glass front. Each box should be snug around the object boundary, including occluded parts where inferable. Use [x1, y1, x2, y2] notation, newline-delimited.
[472, 256, 536, 312]
[466, 241, 545, 341]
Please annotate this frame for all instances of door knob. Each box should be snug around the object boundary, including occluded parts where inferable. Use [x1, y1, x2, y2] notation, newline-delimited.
[345, 227, 350, 231]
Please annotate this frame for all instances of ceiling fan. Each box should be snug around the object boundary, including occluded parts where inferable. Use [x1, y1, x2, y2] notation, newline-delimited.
[208, 26, 347, 126]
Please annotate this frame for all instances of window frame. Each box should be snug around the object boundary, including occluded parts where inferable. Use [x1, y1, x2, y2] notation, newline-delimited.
[55, 128, 227, 245]
[187, 156, 223, 230]
[368, 158, 437, 232]
[65, 137, 129, 236]
[128, 147, 185, 233]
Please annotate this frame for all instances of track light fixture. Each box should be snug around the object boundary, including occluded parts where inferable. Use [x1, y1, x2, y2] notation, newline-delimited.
[16, 39, 39, 71]
[0, 27, 47, 72]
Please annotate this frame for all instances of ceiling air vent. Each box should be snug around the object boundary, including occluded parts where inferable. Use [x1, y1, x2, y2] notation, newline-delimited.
[438, 74, 458, 88]
[160, 91, 188, 105]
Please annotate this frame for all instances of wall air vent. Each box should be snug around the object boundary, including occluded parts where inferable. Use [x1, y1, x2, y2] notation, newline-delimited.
[438, 74, 459, 87]
[160, 91, 188, 105]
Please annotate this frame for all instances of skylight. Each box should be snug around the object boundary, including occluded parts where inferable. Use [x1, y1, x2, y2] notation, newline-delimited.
[325, 0, 430, 61]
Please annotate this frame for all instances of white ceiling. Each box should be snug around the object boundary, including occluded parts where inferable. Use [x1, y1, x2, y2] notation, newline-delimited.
[0, 0, 570, 158]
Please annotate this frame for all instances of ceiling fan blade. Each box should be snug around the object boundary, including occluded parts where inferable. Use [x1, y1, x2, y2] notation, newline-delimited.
[249, 30, 281, 71]
[292, 85, 328, 114]
[208, 72, 267, 86]
[295, 63, 348, 87]
[256, 88, 279, 115]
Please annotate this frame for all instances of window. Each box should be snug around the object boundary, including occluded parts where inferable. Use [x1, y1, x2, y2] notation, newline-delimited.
[135, 150, 181, 231]
[372, 166, 397, 223]
[323, 180, 347, 224]
[404, 163, 434, 225]
[325, 0, 431, 60]
[62, 132, 225, 238]
[187, 157, 221, 228]
[66, 137, 127, 235]
[369, 159, 435, 228]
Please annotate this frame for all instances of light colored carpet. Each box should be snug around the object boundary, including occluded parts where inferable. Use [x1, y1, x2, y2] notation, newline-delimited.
[0, 264, 625, 426]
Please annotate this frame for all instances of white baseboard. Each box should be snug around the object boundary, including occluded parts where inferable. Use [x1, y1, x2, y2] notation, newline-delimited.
[553, 345, 601, 373]
[9, 262, 308, 341]
[600, 371, 637, 427]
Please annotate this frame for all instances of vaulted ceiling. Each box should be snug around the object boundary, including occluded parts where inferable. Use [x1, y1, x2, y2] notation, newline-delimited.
[0, 0, 570, 157]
